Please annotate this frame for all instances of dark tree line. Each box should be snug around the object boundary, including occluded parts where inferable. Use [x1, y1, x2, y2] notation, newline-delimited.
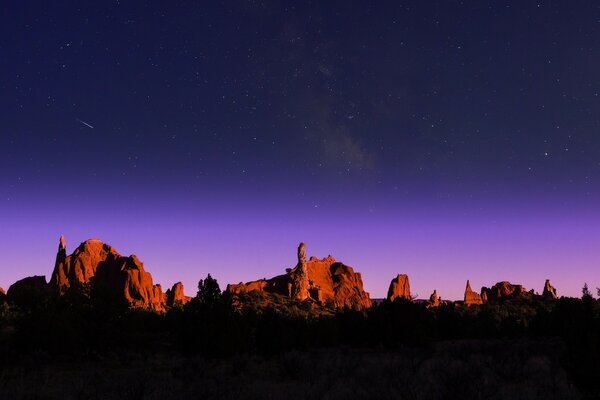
[1, 277, 600, 395]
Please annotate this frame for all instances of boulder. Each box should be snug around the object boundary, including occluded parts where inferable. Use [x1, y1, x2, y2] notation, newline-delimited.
[49, 236, 166, 311]
[542, 279, 558, 299]
[387, 274, 411, 301]
[166, 282, 191, 307]
[481, 281, 531, 302]
[464, 280, 483, 305]
[226, 242, 371, 310]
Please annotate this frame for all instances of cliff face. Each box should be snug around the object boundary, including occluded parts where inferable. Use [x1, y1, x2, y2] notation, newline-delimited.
[49, 236, 185, 311]
[226, 243, 371, 310]
[464, 280, 483, 305]
[387, 274, 411, 302]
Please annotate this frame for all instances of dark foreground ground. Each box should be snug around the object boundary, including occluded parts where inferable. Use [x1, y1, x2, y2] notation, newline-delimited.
[0, 339, 581, 400]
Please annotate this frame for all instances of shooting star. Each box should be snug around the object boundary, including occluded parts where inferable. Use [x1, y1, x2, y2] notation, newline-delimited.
[77, 118, 94, 129]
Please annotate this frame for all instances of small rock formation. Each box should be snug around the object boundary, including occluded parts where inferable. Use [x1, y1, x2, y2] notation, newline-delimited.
[49, 236, 166, 311]
[7, 276, 49, 306]
[0, 287, 6, 302]
[464, 280, 483, 305]
[542, 279, 558, 299]
[226, 242, 371, 310]
[481, 281, 531, 302]
[387, 274, 411, 302]
[427, 289, 441, 308]
[165, 282, 191, 307]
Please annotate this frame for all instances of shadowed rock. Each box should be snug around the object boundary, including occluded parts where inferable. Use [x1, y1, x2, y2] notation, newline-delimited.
[464, 280, 483, 305]
[542, 279, 558, 299]
[7, 276, 49, 307]
[387, 274, 411, 301]
[49, 236, 166, 311]
[226, 242, 371, 310]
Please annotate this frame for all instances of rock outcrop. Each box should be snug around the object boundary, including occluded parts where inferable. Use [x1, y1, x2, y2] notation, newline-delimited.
[427, 289, 441, 308]
[0, 287, 6, 302]
[166, 282, 191, 307]
[481, 281, 532, 302]
[464, 280, 483, 305]
[542, 279, 558, 299]
[387, 274, 411, 302]
[50, 236, 166, 311]
[7, 276, 49, 306]
[226, 242, 371, 310]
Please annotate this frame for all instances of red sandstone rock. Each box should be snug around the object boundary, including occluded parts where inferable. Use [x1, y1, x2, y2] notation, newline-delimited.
[542, 279, 558, 299]
[387, 274, 411, 301]
[166, 282, 190, 307]
[226, 242, 371, 310]
[50, 236, 166, 311]
[464, 280, 483, 305]
[427, 289, 441, 308]
[481, 281, 531, 302]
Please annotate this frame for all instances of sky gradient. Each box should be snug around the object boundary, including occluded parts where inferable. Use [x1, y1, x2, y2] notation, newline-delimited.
[1, 1, 600, 299]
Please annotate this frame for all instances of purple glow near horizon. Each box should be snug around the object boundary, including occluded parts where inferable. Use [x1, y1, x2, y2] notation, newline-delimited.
[1, 188, 598, 301]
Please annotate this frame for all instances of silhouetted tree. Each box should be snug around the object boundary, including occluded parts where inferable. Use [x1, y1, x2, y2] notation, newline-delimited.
[196, 274, 222, 305]
[582, 283, 593, 299]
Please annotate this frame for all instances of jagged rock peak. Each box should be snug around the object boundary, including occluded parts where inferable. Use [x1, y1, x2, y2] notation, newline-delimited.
[50, 236, 165, 311]
[387, 274, 411, 302]
[226, 242, 371, 310]
[543, 279, 558, 299]
[427, 289, 441, 308]
[59, 235, 66, 252]
[166, 282, 191, 307]
[464, 280, 483, 305]
[481, 281, 531, 302]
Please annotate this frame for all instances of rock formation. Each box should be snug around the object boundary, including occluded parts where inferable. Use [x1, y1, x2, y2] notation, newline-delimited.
[49, 236, 167, 311]
[7, 276, 49, 306]
[542, 279, 558, 299]
[480, 281, 532, 302]
[226, 242, 371, 310]
[387, 274, 411, 302]
[427, 289, 441, 308]
[166, 282, 191, 307]
[0, 287, 5, 302]
[464, 280, 483, 305]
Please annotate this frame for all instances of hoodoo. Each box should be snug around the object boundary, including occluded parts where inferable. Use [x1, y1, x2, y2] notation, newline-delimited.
[226, 242, 371, 310]
[542, 279, 558, 299]
[464, 280, 483, 305]
[387, 274, 411, 301]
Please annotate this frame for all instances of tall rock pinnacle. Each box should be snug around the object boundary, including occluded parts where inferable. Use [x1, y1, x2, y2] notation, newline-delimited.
[464, 280, 483, 305]
[387, 274, 411, 301]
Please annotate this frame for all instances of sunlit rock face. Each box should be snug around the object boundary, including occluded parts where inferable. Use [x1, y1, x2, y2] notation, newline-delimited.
[387, 274, 411, 302]
[226, 242, 371, 310]
[166, 282, 191, 307]
[464, 280, 483, 305]
[480, 281, 533, 302]
[49, 236, 167, 311]
[542, 279, 558, 299]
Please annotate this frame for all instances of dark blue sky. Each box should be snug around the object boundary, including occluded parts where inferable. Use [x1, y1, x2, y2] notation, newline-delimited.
[1, 1, 600, 299]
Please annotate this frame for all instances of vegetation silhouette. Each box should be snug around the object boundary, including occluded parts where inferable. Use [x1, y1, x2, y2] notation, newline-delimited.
[1, 276, 600, 398]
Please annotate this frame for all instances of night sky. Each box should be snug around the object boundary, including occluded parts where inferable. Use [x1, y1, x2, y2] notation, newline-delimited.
[2, 1, 600, 300]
